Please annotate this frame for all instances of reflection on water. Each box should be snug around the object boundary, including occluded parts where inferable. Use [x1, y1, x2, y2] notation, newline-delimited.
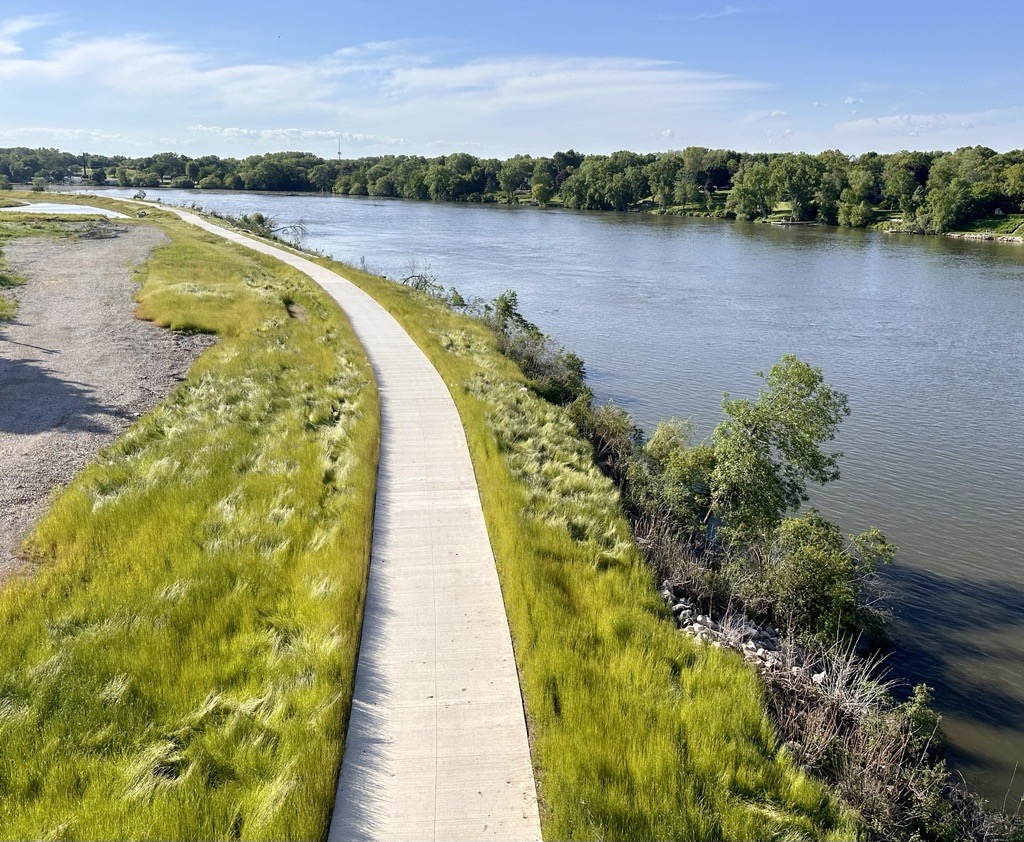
[78, 188, 1024, 804]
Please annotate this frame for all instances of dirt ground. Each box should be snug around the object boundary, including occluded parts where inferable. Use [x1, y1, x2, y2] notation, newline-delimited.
[0, 223, 214, 584]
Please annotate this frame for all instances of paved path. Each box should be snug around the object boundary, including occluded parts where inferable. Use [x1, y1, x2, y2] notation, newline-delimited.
[162, 209, 542, 841]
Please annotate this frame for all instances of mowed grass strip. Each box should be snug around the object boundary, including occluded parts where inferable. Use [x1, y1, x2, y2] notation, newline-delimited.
[322, 260, 861, 841]
[0, 213, 378, 840]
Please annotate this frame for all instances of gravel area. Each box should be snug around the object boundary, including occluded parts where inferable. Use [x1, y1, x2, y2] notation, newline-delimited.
[0, 223, 215, 584]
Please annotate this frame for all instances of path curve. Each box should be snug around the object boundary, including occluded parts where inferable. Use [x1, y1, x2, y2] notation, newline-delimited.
[161, 208, 542, 841]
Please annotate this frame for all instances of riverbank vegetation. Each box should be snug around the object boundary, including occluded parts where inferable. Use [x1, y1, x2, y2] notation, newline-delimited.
[6, 143, 1024, 235]
[470, 277, 1022, 840]
[0, 211, 379, 839]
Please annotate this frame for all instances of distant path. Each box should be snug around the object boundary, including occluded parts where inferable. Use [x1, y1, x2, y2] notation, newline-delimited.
[160, 208, 542, 841]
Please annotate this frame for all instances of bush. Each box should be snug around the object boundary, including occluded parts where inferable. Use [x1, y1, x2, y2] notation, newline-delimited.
[728, 511, 893, 645]
[485, 290, 592, 405]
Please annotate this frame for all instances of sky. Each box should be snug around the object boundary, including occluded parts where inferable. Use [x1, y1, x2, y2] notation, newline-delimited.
[1, 1, 1022, 160]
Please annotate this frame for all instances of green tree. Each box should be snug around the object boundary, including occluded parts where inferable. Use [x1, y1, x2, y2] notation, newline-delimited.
[498, 155, 533, 202]
[837, 165, 877, 227]
[726, 160, 777, 219]
[769, 153, 821, 221]
[645, 152, 683, 208]
[814, 150, 850, 224]
[921, 177, 971, 232]
[424, 160, 456, 201]
[0, 174, 10, 190]
[308, 163, 337, 193]
[709, 355, 850, 540]
[531, 164, 554, 205]
[882, 153, 927, 216]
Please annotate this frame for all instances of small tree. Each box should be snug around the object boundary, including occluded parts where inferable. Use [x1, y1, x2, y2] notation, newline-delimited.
[0, 175, 11, 191]
[30, 176, 46, 192]
[709, 355, 850, 540]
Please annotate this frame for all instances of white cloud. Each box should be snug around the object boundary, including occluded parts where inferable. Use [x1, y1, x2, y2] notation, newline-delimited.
[843, 96, 864, 106]
[746, 109, 789, 122]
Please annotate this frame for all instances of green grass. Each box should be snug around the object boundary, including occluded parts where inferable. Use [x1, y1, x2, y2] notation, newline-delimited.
[955, 212, 1024, 236]
[315, 259, 861, 840]
[0, 216, 379, 840]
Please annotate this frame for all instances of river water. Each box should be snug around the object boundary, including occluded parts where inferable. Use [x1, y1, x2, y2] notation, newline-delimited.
[77, 188, 1024, 805]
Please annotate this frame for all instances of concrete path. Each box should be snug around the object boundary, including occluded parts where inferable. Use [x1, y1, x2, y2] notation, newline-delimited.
[161, 208, 542, 841]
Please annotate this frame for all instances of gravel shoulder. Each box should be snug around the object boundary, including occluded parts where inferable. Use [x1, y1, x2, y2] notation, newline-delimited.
[0, 222, 214, 584]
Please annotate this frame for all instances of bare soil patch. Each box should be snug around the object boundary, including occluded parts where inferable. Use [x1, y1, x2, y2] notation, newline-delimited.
[0, 223, 214, 583]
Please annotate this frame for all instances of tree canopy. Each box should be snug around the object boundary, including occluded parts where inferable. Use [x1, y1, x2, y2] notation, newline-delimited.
[5, 143, 1022, 234]
[710, 355, 850, 539]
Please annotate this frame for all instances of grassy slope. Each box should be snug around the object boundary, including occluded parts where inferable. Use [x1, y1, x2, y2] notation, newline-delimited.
[317, 258, 860, 840]
[0, 211, 378, 840]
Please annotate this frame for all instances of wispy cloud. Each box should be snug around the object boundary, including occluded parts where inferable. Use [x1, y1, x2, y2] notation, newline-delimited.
[694, 5, 744, 20]
[0, 126, 134, 144]
[843, 96, 864, 106]
[188, 125, 407, 147]
[834, 106, 1024, 142]
[0, 14, 55, 54]
[382, 56, 762, 107]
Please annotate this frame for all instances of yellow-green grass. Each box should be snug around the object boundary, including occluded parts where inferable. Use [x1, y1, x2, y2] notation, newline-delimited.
[312, 257, 861, 840]
[0, 215, 378, 840]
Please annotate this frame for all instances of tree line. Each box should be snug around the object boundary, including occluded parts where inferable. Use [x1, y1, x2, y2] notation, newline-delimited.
[3, 144, 1023, 233]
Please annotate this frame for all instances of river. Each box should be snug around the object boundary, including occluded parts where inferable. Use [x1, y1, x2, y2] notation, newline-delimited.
[74, 188, 1024, 806]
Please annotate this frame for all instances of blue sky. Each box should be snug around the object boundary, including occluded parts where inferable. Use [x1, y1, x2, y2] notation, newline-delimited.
[1, 1, 1021, 159]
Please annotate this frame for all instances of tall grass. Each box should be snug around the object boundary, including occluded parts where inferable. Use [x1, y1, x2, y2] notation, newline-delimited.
[319, 261, 861, 840]
[0, 214, 378, 840]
